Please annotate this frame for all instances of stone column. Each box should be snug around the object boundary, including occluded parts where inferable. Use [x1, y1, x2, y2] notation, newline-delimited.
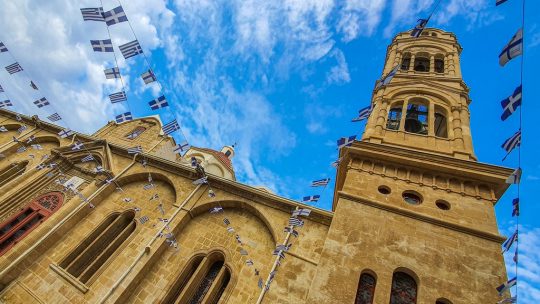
[428, 100, 435, 136]
[409, 54, 416, 71]
[399, 100, 409, 132]
[451, 105, 465, 149]
[453, 51, 462, 77]
[374, 98, 390, 135]
[429, 55, 435, 74]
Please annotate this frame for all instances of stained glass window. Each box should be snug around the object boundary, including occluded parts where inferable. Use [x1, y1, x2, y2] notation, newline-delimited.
[390, 272, 417, 304]
[355, 273, 376, 304]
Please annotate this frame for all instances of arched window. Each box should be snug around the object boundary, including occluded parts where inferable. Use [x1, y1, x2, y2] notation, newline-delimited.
[59, 210, 136, 284]
[390, 272, 417, 304]
[0, 192, 63, 256]
[414, 54, 430, 72]
[163, 252, 231, 304]
[0, 160, 29, 187]
[387, 103, 403, 130]
[434, 55, 445, 73]
[125, 126, 146, 140]
[401, 53, 411, 71]
[434, 106, 448, 138]
[355, 272, 376, 304]
[405, 101, 428, 135]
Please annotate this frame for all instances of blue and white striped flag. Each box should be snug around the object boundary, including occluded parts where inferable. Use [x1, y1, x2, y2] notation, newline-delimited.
[104, 67, 121, 79]
[5, 62, 23, 74]
[352, 106, 372, 122]
[0, 100, 13, 108]
[115, 112, 133, 123]
[496, 0, 509, 6]
[502, 230, 518, 253]
[119, 40, 143, 59]
[103, 6, 128, 26]
[375, 65, 399, 89]
[128, 146, 143, 154]
[47, 113, 62, 122]
[311, 178, 330, 187]
[81, 155, 94, 162]
[81, 7, 104, 21]
[302, 195, 320, 203]
[499, 29, 522, 67]
[410, 18, 429, 38]
[501, 130, 521, 153]
[496, 277, 516, 296]
[109, 91, 127, 103]
[162, 119, 180, 135]
[292, 209, 311, 217]
[33, 97, 50, 108]
[288, 217, 304, 227]
[141, 69, 156, 84]
[90, 39, 113, 52]
[149, 95, 168, 110]
[0, 42, 8, 52]
[337, 135, 356, 149]
[500, 85, 521, 121]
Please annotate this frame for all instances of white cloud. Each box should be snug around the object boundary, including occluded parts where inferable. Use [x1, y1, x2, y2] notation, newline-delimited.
[338, 0, 387, 41]
[326, 49, 351, 85]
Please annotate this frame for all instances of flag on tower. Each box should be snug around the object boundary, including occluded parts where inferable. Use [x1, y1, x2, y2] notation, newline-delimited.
[512, 198, 519, 216]
[311, 178, 330, 187]
[496, 0, 510, 6]
[173, 141, 191, 154]
[90, 39, 113, 52]
[5, 62, 23, 74]
[0, 42, 8, 52]
[103, 6, 128, 26]
[0, 100, 13, 108]
[58, 128, 74, 138]
[71, 141, 84, 151]
[352, 106, 372, 122]
[47, 113, 62, 122]
[337, 135, 356, 149]
[302, 195, 320, 203]
[501, 130, 521, 154]
[500, 85, 522, 121]
[506, 168, 521, 184]
[80, 7, 105, 21]
[104, 67, 121, 79]
[496, 277, 516, 296]
[30, 81, 38, 90]
[499, 29, 522, 67]
[127, 146, 143, 154]
[375, 65, 399, 89]
[109, 91, 127, 103]
[292, 209, 312, 217]
[119, 40, 143, 59]
[502, 230, 518, 253]
[288, 217, 304, 227]
[33, 97, 49, 108]
[331, 158, 342, 168]
[410, 18, 429, 38]
[162, 119, 180, 135]
[193, 176, 208, 185]
[141, 69, 156, 84]
[115, 112, 133, 123]
[149, 95, 168, 110]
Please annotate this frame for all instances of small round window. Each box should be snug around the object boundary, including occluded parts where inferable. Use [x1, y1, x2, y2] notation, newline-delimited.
[378, 186, 391, 195]
[402, 191, 422, 205]
[436, 200, 451, 210]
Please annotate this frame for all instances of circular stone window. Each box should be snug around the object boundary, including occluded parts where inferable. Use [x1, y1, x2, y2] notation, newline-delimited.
[436, 200, 451, 210]
[402, 191, 423, 205]
[378, 186, 391, 195]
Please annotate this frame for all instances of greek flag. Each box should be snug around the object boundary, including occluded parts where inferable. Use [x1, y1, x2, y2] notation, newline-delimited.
[193, 176, 208, 185]
[292, 208, 311, 217]
[139, 216, 149, 224]
[223, 218, 230, 225]
[496, 277, 516, 296]
[0, 42, 7, 52]
[352, 106, 372, 122]
[5, 62, 23, 74]
[210, 206, 223, 213]
[143, 183, 154, 190]
[173, 141, 190, 154]
[512, 198, 519, 216]
[410, 18, 429, 38]
[30, 81, 38, 90]
[26, 135, 35, 143]
[506, 168, 521, 184]
[0, 85, 3, 92]
[115, 112, 133, 123]
[375, 65, 399, 89]
[0, 100, 12, 108]
[227, 227, 235, 233]
[71, 141, 84, 151]
[47, 113, 62, 122]
[141, 69, 156, 84]
[17, 125, 27, 133]
[337, 135, 356, 149]
[500, 85, 521, 121]
[501, 130, 521, 153]
[90, 39, 113, 52]
[58, 128, 74, 138]
[119, 40, 143, 59]
[103, 6, 128, 26]
[104, 67, 121, 79]
[502, 230, 518, 253]
[331, 158, 342, 168]
[81, 155, 94, 162]
[95, 165, 105, 173]
[127, 146, 143, 154]
[33, 97, 49, 108]
[208, 189, 216, 197]
[81, 7, 104, 21]
[17, 146, 27, 153]
[284, 226, 299, 237]
[311, 178, 330, 187]
[246, 259, 254, 266]
[0, 126, 7, 132]
[496, 0, 509, 6]
[15, 114, 21, 121]
[109, 91, 127, 103]
[499, 29, 522, 67]
[302, 195, 320, 203]
[149, 95, 168, 110]
[162, 119, 180, 135]
[288, 217, 304, 227]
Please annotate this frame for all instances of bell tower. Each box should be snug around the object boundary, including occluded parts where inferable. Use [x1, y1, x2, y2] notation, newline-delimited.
[306, 28, 514, 303]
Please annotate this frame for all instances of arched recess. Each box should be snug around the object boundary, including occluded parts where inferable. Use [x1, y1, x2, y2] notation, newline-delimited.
[355, 269, 377, 304]
[390, 268, 419, 304]
[69, 152, 106, 172]
[435, 298, 452, 304]
[0, 160, 29, 187]
[0, 135, 61, 168]
[0, 191, 64, 256]
[0, 123, 23, 143]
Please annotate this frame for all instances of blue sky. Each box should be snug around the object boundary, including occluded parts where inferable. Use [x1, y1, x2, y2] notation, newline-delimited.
[0, 0, 538, 301]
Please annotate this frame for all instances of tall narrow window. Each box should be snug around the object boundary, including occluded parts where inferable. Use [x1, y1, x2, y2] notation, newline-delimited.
[355, 272, 376, 304]
[191, 260, 224, 304]
[59, 210, 136, 284]
[125, 126, 146, 140]
[434, 111, 448, 138]
[405, 102, 428, 135]
[162, 256, 204, 304]
[0, 161, 29, 187]
[0, 192, 63, 256]
[387, 105, 403, 130]
[401, 54, 411, 70]
[434, 58, 445, 73]
[390, 272, 417, 304]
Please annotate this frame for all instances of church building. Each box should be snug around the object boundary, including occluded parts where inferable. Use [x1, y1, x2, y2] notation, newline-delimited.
[0, 28, 513, 303]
